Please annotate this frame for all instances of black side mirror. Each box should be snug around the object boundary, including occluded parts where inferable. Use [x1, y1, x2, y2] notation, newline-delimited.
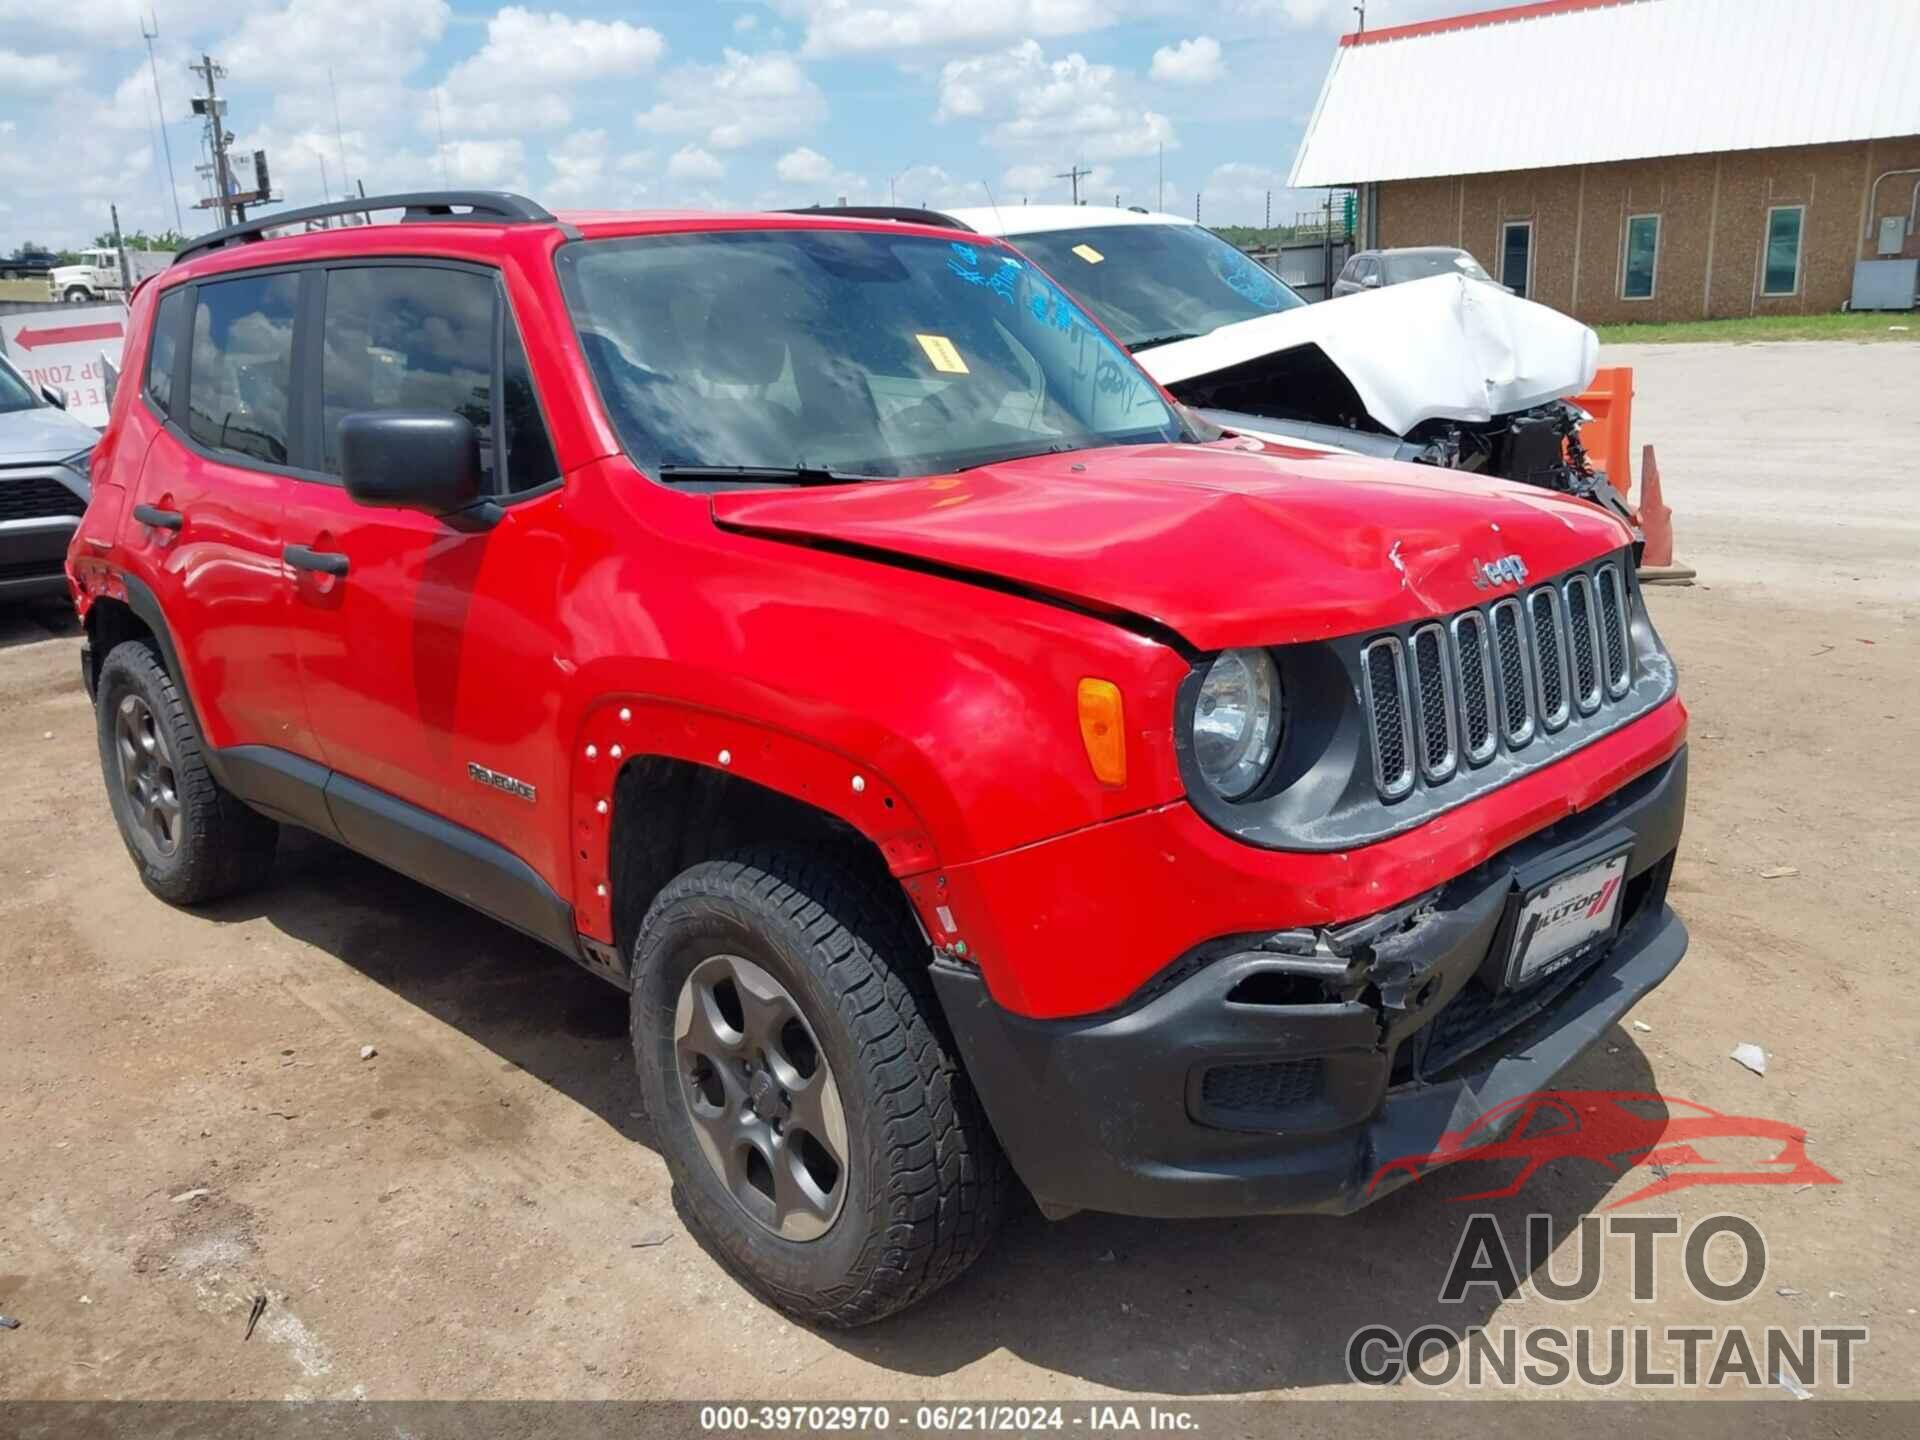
[338, 411, 483, 513]
[40, 385, 66, 409]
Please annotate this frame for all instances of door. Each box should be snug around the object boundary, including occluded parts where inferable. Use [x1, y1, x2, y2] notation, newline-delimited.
[1501, 222, 1532, 297]
[127, 271, 316, 757]
[278, 261, 573, 885]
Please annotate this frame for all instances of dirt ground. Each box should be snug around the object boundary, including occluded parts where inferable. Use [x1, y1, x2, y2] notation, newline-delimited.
[1, 341, 1916, 1404]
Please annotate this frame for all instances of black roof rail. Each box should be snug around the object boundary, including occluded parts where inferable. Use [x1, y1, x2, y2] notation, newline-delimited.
[173, 191, 557, 266]
[778, 205, 973, 233]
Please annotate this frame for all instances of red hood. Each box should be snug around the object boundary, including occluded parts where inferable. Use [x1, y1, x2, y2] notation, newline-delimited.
[710, 439, 1633, 650]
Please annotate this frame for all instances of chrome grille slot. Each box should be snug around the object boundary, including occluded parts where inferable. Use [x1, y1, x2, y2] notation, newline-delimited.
[1527, 586, 1571, 731]
[1596, 564, 1630, 696]
[1361, 636, 1415, 801]
[1408, 624, 1457, 782]
[1451, 611, 1497, 764]
[1489, 598, 1536, 747]
[1564, 573, 1603, 713]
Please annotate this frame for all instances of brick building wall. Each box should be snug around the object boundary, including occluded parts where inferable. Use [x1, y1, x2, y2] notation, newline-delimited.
[1374, 136, 1920, 324]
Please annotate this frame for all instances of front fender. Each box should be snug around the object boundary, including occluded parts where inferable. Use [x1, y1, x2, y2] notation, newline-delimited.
[565, 696, 942, 945]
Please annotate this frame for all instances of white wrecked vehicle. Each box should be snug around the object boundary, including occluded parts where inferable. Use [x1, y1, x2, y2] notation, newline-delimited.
[918, 204, 1625, 517]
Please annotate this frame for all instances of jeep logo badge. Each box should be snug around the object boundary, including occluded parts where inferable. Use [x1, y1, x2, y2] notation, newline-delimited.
[1473, 555, 1529, 590]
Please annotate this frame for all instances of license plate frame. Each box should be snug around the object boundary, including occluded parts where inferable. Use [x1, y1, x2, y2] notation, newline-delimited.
[1503, 847, 1632, 990]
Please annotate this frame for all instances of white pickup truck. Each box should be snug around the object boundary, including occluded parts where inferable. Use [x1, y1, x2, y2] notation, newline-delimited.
[49, 248, 174, 304]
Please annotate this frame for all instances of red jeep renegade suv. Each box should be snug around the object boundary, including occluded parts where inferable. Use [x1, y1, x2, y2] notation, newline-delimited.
[67, 192, 1688, 1325]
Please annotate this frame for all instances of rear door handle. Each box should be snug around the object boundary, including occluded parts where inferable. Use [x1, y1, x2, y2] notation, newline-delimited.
[283, 544, 349, 577]
[132, 503, 183, 531]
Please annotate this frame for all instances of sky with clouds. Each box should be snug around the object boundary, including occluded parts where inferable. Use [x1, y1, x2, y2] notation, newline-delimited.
[1, 0, 1470, 248]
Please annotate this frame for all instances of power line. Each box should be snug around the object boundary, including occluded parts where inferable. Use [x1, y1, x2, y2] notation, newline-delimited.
[140, 10, 184, 234]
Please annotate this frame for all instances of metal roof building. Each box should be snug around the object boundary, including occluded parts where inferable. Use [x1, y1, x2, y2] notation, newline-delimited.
[1289, 0, 1920, 322]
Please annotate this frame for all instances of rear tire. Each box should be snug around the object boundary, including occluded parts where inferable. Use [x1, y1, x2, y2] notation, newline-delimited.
[94, 640, 278, 905]
[633, 848, 1010, 1325]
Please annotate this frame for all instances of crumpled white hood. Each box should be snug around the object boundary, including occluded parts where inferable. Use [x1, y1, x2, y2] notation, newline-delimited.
[1138, 273, 1600, 436]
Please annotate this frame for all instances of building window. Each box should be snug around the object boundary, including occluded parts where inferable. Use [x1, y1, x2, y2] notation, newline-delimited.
[1621, 214, 1659, 300]
[1763, 205, 1805, 296]
[1501, 221, 1533, 297]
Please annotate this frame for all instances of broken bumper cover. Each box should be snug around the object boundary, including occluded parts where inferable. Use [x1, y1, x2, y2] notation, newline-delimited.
[931, 749, 1687, 1220]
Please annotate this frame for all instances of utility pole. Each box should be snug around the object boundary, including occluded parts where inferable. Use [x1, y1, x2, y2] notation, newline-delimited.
[140, 11, 184, 235]
[1195, 192, 1201, 224]
[1265, 190, 1271, 229]
[1055, 163, 1092, 205]
[1354, 1, 1367, 33]
[189, 54, 235, 227]
[110, 205, 132, 292]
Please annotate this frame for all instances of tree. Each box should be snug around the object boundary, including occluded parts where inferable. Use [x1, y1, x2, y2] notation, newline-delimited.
[91, 228, 188, 254]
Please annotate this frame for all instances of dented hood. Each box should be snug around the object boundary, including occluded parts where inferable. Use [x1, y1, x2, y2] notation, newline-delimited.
[712, 440, 1632, 651]
[1139, 274, 1600, 435]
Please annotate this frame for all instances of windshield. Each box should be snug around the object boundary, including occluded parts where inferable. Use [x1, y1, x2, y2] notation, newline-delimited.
[557, 228, 1185, 480]
[0, 356, 39, 413]
[1004, 223, 1305, 350]
[1384, 250, 1494, 283]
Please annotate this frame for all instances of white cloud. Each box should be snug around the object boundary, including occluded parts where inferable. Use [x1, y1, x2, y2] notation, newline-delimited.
[1150, 36, 1222, 86]
[781, 0, 1144, 57]
[636, 49, 825, 150]
[1200, 161, 1319, 227]
[434, 7, 665, 133]
[768, 146, 868, 204]
[0, 49, 85, 93]
[666, 144, 726, 181]
[937, 41, 1175, 162]
[545, 128, 653, 205]
[775, 146, 834, 184]
[442, 137, 527, 189]
[734, 13, 759, 32]
[226, 0, 447, 79]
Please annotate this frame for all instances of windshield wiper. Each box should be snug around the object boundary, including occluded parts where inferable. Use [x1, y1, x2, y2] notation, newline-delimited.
[953, 442, 1086, 472]
[656, 463, 874, 486]
[1128, 332, 1202, 352]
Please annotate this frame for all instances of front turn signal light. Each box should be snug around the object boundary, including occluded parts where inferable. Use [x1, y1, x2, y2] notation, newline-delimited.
[1077, 678, 1126, 786]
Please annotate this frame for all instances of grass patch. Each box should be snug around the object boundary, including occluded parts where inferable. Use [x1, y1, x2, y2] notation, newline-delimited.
[1596, 311, 1917, 345]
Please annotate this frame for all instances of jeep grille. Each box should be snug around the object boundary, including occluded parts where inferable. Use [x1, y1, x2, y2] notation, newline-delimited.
[1362, 559, 1635, 802]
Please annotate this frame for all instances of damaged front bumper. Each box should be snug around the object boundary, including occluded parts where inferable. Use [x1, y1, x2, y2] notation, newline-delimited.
[931, 749, 1687, 1220]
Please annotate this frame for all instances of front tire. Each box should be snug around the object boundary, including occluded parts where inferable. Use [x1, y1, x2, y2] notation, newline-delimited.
[94, 640, 278, 905]
[633, 849, 1010, 1325]
[64, 286, 90, 303]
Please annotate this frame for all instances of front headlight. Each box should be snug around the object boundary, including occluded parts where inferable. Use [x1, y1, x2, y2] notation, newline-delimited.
[58, 447, 96, 490]
[1192, 648, 1281, 800]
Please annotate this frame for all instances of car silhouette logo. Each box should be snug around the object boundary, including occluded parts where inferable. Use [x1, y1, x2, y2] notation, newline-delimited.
[1367, 1089, 1839, 1209]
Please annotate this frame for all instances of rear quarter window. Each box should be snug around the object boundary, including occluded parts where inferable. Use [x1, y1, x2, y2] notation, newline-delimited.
[146, 287, 186, 417]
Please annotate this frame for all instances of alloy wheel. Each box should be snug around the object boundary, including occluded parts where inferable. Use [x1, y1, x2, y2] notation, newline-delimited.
[674, 953, 849, 1240]
[113, 692, 182, 856]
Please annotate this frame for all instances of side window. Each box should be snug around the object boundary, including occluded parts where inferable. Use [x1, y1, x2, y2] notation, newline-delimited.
[188, 273, 299, 465]
[320, 266, 495, 478]
[145, 286, 185, 418]
[500, 313, 560, 494]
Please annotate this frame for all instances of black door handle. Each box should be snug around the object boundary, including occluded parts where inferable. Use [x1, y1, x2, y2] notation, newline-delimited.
[283, 544, 349, 577]
[132, 503, 183, 531]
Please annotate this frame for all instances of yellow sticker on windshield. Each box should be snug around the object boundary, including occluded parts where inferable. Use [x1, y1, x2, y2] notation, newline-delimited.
[1071, 243, 1105, 264]
[915, 333, 969, 374]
